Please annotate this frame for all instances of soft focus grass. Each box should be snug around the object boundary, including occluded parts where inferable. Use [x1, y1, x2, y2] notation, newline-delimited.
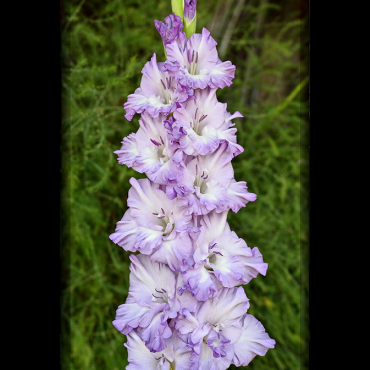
[61, 0, 309, 369]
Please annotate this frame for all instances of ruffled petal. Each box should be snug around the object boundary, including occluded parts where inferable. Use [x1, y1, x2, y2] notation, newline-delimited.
[109, 208, 138, 252]
[226, 179, 257, 213]
[113, 133, 139, 167]
[150, 231, 194, 272]
[190, 342, 233, 370]
[128, 254, 177, 308]
[135, 225, 164, 254]
[239, 246, 268, 283]
[194, 179, 229, 214]
[217, 127, 244, 157]
[139, 312, 173, 352]
[125, 331, 163, 370]
[197, 287, 250, 328]
[232, 314, 276, 367]
[208, 60, 236, 89]
[182, 264, 220, 301]
[112, 296, 161, 335]
[147, 150, 187, 185]
[140, 53, 165, 98]
[124, 87, 149, 121]
[211, 254, 245, 288]
[189, 126, 219, 155]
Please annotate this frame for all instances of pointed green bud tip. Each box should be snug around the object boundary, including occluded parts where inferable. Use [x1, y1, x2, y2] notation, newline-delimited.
[171, 0, 184, 22]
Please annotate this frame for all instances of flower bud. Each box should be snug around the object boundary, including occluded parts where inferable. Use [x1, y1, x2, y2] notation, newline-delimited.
[154, 13, 183, 46]
[184, 0, 196, 37]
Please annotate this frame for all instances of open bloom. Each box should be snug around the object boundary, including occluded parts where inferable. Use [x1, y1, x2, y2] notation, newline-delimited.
[172, 87, 226, 156]
[124, 53, 193, 121]
[113, 254, 197, 353]
[109, 177, 194, 271]
[112, 254, 178, 352]
[176, 287, 249, 369]
[166, 142, 256, 215]
[181, 211, 268, 301]
[114, 112, 186, 185]
[176, 287, 275, 369]
[164, 28, 236, 90]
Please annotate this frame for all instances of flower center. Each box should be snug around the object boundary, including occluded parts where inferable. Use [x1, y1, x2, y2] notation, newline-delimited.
[155, 354, 175, 369]
[150, 136, 170, 163]
[204, 243, 223, 270]
[151, 288, 169, 304]
[191, 107, 208, 134]
[194, 164, 209, 193]
[187, 49, 199, 75]
[159, 76, 176, 104]
[152, 208, 174, 236]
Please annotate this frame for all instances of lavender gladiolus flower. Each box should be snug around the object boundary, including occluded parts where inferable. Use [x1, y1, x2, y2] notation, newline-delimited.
[176, 287, 249, 369]
[166, 142, 256, 215]
[181, 211, 268, 300]
[109, 177, 194, 271]
[124, 53, 193, 121]
[114, 112, 187, 185]
[172, 87, 227, 156]
[164, 28, 236, 90]
[113, 254, 197, 352]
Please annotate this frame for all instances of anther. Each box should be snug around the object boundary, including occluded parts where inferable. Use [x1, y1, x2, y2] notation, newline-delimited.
[151, 139, 161, 146]
[195, 51, 199, 63]
[160, 79, 166, 90]
[210, 243, 217, 249]
[199, 114, 208, 122]
[194, 108, 198, 120]
[187, 49, 192, 63]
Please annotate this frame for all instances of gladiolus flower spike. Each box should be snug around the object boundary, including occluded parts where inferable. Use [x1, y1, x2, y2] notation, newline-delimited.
[109, 2, 275, 368]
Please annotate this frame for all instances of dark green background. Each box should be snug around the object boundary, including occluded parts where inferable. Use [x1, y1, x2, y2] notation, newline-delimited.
[61, 0, 309, 369]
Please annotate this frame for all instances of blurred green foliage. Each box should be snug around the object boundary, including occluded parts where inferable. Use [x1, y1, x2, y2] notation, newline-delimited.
[61, 0, 309, 369]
